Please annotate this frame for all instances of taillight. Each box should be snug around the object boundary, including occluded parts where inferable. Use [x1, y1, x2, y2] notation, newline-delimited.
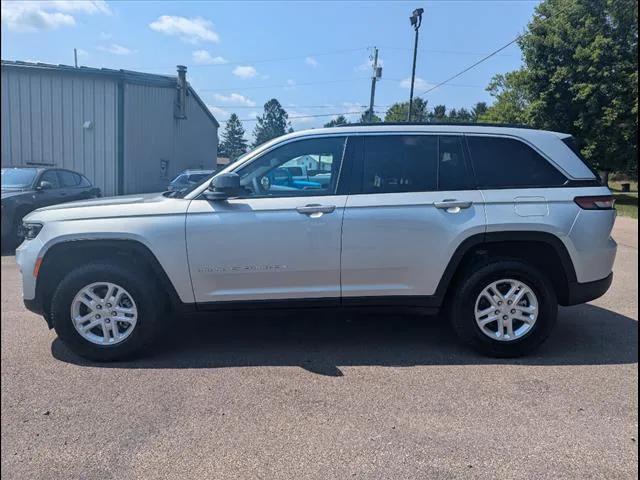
[574, 195, 616, 210]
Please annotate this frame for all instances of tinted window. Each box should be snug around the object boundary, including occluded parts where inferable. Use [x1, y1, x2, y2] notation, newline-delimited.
[363, 135, 437, 193]
[40, 170, 60, 189]
[188, 174, 210, 183]
[467, 136, 567, 188]
[438, 136, 471, 191]
[79, 175, 91, 187]
[58, 170, 81, 187]
[238, 136, 346, 197]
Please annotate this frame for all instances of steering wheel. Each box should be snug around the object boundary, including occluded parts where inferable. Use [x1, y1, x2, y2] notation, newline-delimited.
[252, 175, 271, 195]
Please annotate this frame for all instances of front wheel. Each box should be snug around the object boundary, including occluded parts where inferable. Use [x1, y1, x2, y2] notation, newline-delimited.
[450, 260, 558, 357]
[50, 262, 163, 361]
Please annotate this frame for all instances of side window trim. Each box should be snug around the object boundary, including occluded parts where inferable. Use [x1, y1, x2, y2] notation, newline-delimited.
[231, 134, 351, 199]
[465, 133, 570, 190]
[464, 133, 571, 184]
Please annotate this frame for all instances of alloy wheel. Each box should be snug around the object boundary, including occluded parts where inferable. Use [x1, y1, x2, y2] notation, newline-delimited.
[70, 282, 138, 345]
[474, 278, 539, 342]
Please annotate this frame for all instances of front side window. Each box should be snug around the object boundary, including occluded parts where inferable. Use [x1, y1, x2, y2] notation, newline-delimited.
[467, 136, 567, 188]
[362, 135, 438, 194]
[237, 136, 347, 197]
[40, 170, 60, 189]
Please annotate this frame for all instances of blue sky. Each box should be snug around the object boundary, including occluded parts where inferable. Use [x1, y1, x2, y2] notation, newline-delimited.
[1, 0, 540, 133]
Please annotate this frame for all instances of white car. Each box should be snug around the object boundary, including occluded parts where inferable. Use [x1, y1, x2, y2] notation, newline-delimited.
[16, 124, 617, 360]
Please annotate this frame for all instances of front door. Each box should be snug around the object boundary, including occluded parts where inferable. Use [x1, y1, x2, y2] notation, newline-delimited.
[186, 135, 352, 305]
[340, 134, 486, 301]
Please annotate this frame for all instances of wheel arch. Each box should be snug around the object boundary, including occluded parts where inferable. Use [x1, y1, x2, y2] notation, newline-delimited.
[36, 239, 189, 325]
[436, 231, 577, 306]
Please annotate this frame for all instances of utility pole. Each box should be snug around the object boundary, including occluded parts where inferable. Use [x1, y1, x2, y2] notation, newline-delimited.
[407, 8, 424, 122]
[74, 48, 78, 68]
[367, 47, 381, 123]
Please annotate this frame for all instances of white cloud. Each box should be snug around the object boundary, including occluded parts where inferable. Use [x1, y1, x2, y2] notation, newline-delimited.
[286, 79, 296, 86]
[288, 111, 315, 126]
[76, 48, 89, 57]
[305, 56, 318, 67]
[212, 93, 256, 107]
[1, 0, 110, 32]
[208, 105, 230, 121]
[99, 31, 112, 40]
[232, 65, 257, 79]
[192, 50, 227, 65]
[98, 43, 135, 55]
[149, 15, 219, 44]
[399, 77, 431, 90]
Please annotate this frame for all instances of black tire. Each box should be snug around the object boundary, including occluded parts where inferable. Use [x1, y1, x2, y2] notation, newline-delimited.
[2, 212, 26, 251]
[450, 259, 557, 357]
[50, 262, 162, 361]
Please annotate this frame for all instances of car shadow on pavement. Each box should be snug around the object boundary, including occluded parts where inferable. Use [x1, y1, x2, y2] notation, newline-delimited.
[51, 304, 638, 376]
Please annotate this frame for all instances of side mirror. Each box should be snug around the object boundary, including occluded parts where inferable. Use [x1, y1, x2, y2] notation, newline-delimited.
[203, 172, 242, 201]
[37, 180, 53, 191]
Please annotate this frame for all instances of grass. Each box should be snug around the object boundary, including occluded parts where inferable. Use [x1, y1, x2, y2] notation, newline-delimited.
[608, 180, 638, 219]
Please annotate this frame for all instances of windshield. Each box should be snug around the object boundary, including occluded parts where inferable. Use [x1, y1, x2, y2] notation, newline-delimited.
[1, 168, 38, 188]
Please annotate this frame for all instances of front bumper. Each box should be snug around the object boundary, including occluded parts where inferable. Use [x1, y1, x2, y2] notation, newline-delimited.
[563, 272, 613, 306]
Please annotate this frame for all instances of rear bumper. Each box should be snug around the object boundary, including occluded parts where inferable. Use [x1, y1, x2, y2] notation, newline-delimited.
[563, 272, 613, 306]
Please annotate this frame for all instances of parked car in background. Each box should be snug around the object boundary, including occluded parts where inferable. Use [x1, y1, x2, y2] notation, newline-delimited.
[1, 166, 101, 248]
[167, 170, 215, 194]
[15, 125, 616, 361]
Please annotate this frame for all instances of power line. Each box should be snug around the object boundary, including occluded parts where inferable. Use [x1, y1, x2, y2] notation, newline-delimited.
[418, 2, 575, 97]
[199, 77, 371, 92]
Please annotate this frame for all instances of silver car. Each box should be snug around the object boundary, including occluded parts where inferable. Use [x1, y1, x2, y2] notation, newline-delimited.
[16, 124, 617, 360]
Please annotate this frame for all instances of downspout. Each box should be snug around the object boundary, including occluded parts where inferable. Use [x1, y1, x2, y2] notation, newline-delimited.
[117, 79, 125, 195]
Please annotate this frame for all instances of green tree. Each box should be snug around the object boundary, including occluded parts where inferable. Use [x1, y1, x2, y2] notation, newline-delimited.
[324, 115, 349, 128]
[429, 104, 448, 122]
[447, 107, 474, 122]
[218, 113, 248, 161]
[253, 99, 291, 147]
[480, 70, 531, 124]
[384, 98, 429, 122]
[483, 0, 638, 174]
[471, 102, 488, 121]
[359, 108, 382, 123]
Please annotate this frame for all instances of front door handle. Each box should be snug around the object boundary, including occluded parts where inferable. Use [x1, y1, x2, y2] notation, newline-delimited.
[434, 199, 473, 211]
[296, 204, 336, 215]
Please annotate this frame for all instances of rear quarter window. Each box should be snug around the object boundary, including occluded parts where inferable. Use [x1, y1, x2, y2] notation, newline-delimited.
[467, 136, 567, 189]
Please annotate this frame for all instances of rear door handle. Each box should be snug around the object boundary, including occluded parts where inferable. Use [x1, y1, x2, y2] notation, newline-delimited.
[296, 204, 336, 215]
[434, 199, 473, 210]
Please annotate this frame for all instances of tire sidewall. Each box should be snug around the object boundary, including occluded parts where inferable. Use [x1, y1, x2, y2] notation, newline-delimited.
[51, 263, 159, 361]
[452, 261, 558, 357]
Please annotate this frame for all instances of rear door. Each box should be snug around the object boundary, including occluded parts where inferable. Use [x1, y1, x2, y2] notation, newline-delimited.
[57, 170, 86, 201]
[340, 134, 486, 303]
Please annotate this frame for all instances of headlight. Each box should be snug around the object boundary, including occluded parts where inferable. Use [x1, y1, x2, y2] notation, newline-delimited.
[22, 222, 43, 240]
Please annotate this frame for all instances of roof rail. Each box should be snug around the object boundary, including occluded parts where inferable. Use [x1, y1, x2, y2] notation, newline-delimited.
[342, 121, 537, 129]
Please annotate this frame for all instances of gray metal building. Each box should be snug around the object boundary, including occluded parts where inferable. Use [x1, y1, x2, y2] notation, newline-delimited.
[1, 61, 218, 196]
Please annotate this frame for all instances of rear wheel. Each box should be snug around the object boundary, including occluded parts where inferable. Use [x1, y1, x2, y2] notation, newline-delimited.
[50, 262, 162, 361]
[450, 260, 557, 357]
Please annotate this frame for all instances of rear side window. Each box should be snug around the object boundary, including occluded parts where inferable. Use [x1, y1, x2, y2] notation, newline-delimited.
[58, 170, 81, 187]
[467, 136, 567, 189]
[79, 175, 91, 187]
[363, 135, 438, 193]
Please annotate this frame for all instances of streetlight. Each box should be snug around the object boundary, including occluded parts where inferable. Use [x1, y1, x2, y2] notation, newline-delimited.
[407, 8, 424, 122]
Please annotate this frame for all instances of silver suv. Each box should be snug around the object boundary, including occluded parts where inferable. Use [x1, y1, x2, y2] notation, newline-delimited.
[16, 125, 617, 360]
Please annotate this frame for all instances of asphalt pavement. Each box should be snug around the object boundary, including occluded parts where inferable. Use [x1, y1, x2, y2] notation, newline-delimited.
[1, 217, 638, 479]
